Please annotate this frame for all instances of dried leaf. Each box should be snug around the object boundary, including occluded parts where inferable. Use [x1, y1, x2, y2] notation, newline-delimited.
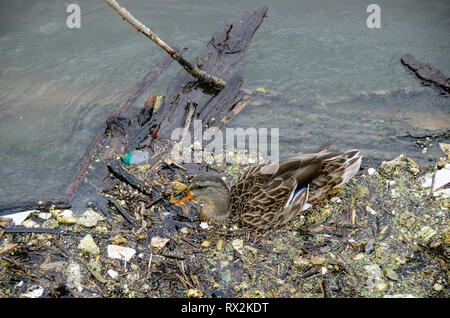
[151, 236, 170, 249]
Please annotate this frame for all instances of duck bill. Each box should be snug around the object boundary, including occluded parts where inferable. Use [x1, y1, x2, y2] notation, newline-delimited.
[170, 190, 196, 204]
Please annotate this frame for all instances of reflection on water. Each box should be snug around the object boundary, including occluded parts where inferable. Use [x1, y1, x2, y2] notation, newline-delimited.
[0, 0, 449, 204]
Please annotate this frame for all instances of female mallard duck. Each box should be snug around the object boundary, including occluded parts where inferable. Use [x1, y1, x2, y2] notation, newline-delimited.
[171, 142, 362, 230]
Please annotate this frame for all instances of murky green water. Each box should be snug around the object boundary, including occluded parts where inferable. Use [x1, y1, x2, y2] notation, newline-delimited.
[0, 0, 449, 204]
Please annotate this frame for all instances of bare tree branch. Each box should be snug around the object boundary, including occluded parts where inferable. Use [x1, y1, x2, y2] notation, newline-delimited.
[104, 0, 227, 90]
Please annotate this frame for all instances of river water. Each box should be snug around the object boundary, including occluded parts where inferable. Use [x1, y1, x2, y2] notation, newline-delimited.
[0, 0, 449, 204]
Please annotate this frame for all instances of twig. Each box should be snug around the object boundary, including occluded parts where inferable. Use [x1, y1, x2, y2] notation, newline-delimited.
[108, 199, 138, 229]
[104, 0, 226, 89]
[428, 159, 438, 199]
[146, 197, 162, 209]
[107, 160, 152, 195]
[2, 227, 61, 234]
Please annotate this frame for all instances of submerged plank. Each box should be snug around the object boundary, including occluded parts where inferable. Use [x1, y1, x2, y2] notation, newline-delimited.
[401, 53, 450, 92]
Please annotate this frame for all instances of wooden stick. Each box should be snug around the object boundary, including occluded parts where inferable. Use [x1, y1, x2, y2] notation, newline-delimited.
[104, 0, 227, 90]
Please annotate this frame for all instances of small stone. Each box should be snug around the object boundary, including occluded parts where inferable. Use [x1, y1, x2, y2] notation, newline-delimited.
[384, 268, 399, 281]
[112, 234, 128, 245]
[390, 188, 398, 198]
[201, 240, 211, 248]
[38, 212, 52, 220]
[232, 239, 244, 254]
[354, 185, 369, 199]
[52, 209, 77, 224]
[293, 256, 310, 269]
[76, 209, 104, 228]
[87, 261, 107, 283]
[22, 219, 39, 228]
[321, 208, 331, 217]
[107, 245, 136, 262]
[199, 222, 209, 229]
[386, 180, 396, 187]
[433, 283, 443, 291]
[186, 289, 203, 298]
[180, 227, 189, 234]
[367, 167, 376, 175]
[216, 239, 223, 251]
[366, 206, 377, 215]
[398, 211, 416, 228]
[418, 226, 437, 242]
[150, 236, 170, 249]
[65, 261, 83, 292]
[442, 229, 450, 246]
[405, 157, 420, 174]
[309, 255, 326, 265]
[439, 143, 450, 159]
[330, 197, 341, 203]
[239, 282, 249, 290]
[364, 264, 383, 289]
[321, 267, 328, 275]
[42, 218, 59, 229]
[377, 282, 388, 292]
[78, 234, 100, 256]
[352, 253, 365, 261]
[364, 239, 375, 254]
[378, 154, 407, 178]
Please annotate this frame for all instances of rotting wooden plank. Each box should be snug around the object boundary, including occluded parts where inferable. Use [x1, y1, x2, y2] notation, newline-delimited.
[0, 199, 70, 216]
[401, 53, 450, 92]
[149, 7, 268, 140]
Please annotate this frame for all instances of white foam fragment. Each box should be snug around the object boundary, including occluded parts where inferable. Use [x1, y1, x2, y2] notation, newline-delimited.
[2, 210, 36, 226]
[421, 166, 450, 191]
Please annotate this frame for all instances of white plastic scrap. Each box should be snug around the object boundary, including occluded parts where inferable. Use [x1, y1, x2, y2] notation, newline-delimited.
[2, 210, 36, 226]
[107, 269, 119, 279]
[421, 164, 450, 192]
[21, 286, 44, 298]
[107, 245, 136, 262]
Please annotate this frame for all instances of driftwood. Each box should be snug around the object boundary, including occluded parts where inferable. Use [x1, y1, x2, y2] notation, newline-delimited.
[401, 53, 450, 92]
[0, 199, 70, 216]
[146, 7, 268, 141]
[107, 160, 153, 196]
[108, 199, 137, 229]
[104, 0, 226, 90]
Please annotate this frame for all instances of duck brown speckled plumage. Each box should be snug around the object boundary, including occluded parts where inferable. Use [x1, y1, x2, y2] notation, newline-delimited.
[171, 142, 362, 230]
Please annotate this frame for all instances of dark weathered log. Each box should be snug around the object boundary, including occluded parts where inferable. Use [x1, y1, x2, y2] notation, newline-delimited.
[150, 7, 268, 140]
[107, 160, 152, 196]
[64, 51, 179, 200]
[0, 199, 70, 216]
[401, 53, 450, 92]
